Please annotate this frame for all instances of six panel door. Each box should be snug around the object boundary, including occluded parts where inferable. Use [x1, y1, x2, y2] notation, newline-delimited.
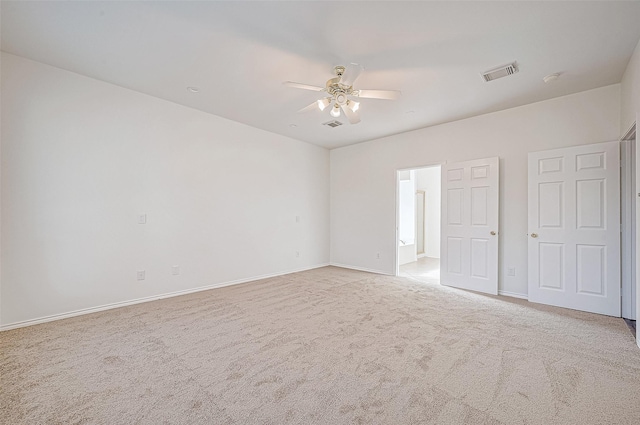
[441, 157, 499, 295]
[527, 141, 620, 316]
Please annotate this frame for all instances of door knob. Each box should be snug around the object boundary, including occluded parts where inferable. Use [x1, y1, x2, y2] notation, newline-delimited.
[531, 233, 538, 238]
[490, 231, 496, 236]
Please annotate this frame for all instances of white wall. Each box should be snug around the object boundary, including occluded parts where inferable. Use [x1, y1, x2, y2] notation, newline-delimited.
[621, 38, 640, 135]
[330, 85, 620, 296]
[1, 53, 330, 327]
[416, 167, 441, 258]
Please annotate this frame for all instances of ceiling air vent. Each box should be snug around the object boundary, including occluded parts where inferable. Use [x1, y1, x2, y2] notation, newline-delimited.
[481, 62, 518, 82]
[323, 120, 343, 128]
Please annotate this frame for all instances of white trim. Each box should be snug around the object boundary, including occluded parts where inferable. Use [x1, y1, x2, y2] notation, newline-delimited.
[395, 170, 400, 276]
[0, 263, 329, 332]
[396, 161, 446, 173]
[621, 139, 636, 319]
[329, 262, 393, 276]
[622, 122, 636, 141]
[498, 290, 528, 300]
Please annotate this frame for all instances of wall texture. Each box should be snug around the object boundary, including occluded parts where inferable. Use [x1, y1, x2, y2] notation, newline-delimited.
[1, 53, 330, 327]
[330, 85, 620, 297]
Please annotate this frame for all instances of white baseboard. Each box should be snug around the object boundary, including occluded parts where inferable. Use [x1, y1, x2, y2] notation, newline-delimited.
[498, 290, 528, 300]
[329, 262, 394, 276]
[0, 263, 330, 332]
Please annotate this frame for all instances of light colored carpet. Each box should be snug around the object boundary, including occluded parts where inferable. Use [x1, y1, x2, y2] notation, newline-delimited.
[1, 266, 640, 424]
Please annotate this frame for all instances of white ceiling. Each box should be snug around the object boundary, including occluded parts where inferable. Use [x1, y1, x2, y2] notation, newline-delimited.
[2, 1, 640, 149]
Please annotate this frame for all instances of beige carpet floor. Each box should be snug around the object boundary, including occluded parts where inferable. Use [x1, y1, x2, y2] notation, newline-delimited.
[1, 266, 640, 424]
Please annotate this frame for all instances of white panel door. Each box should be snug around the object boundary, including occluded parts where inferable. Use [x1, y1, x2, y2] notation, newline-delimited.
[441, 157, 499, 295]
[528, 141, 620, 316]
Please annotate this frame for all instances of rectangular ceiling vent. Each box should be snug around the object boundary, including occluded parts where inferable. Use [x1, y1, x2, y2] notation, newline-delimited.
[481, 62, 518, 82]
[323, 120, 343, 128]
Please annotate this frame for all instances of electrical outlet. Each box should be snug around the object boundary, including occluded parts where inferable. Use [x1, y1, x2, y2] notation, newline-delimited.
[172, 265, 180, 275]
[507, 267, 516, 277]
[376, 253, 380, 260]
[296, 250, 300, 258]
[295, 215, 300, 223]
[138, 214, 147, 224]
[137, 270, 146, 281]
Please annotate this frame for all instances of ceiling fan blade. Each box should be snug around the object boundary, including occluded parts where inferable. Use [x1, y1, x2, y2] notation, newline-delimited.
[340, 63, 364, 87]
[340, 104, 361, 124]
[297, 101, 319, 113]
[356, 89, 401, 100]
[283, 81, 324, 91]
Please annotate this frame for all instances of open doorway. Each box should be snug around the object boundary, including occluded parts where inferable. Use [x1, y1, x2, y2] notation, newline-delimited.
[396, 165, 441, 282]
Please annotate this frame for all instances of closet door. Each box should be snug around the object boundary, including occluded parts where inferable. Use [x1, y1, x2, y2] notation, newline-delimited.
[528, 141, 620, 316]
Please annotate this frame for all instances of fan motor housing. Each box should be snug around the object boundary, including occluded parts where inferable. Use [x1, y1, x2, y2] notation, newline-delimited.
[335, 92, 347, 105]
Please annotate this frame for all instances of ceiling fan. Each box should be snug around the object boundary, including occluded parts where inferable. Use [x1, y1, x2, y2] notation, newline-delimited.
[284, 63, 401, 124]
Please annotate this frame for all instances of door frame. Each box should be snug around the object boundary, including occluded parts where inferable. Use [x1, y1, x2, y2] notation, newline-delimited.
[416, 190, 426, 257]
[395, 162, 444, 276]
[621, 123, 637, 320]
[635, 115, 640, 349]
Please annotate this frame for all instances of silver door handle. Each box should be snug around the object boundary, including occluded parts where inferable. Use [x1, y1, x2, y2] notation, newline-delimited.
[531, 233, 538, 238]
[490, 231, 496, 236]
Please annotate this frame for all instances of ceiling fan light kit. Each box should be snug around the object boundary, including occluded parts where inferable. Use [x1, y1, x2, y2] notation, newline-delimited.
[284, 63, 401, 125]
[317, 97, 331, 111]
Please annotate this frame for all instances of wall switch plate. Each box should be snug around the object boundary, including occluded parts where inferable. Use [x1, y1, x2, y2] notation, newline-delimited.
[296, 251, 300, 258]
[376, 253, 380, 259]
[138, 214, 147, 224]
[507, 267, 516, 276]
[172, 265, 180, 275]
[137, 270, 146, 281]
